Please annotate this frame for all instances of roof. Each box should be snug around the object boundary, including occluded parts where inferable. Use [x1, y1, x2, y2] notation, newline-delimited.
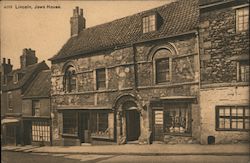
[50, 0, 199, 61]
[2, 61, 49, 91]
[23, 70, 51, 98]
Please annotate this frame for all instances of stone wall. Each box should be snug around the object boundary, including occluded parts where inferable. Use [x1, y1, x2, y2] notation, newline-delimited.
[200, 86, 249, 144]
[199, 5, 249, 84]
[1, 90, 22, 116]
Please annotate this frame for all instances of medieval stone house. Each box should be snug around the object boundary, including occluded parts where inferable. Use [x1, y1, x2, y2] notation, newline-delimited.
[49, 0, 249, 146]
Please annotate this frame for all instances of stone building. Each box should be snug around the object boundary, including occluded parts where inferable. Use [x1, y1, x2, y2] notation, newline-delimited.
[199, 0, 249, 144]
[49, 0, 201, 145]
[1, 49, 50, 146]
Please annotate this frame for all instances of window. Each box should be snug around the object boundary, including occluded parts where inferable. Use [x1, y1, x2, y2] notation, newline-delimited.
[64, 66, 77, 92]
[154, 49, 172, 84]
[216, 106, 250, 131]
[96, 68, 106, 90]
[7, 92, 13, 109]
[143, 14, 156, 33]
[90, 112, 109, 137]
[236, 7, 249, 32]
[156, 58, 170, 83]
[32, 100, 40, 116]
[238, 61, 249, 82]
[32, 121, 50, 142]
[63, 112, 78, 135]
[163, 104, 191, 134]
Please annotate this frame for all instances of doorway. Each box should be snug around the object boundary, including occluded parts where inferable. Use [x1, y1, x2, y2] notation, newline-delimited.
[79, 112, 90, 143]
[126, 109, 140, 141]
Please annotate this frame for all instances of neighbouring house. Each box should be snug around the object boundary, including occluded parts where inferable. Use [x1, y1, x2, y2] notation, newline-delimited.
[49, 0, 201, 146]
[22, 70, 52, 146]
[199, 0, 249, 144]
[1, 48, 50, 146]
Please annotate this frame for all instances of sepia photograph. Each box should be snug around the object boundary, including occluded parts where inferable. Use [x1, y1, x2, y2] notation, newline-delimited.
[1, 0, 249, 162]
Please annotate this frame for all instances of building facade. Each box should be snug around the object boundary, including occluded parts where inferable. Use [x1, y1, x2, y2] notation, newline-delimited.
[50, 0, 202, 146]
[199, 0, 249, 144]
[1, 49, 50, 146]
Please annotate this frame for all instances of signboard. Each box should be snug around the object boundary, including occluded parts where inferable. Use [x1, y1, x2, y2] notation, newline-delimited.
[155, 110, 163, 125]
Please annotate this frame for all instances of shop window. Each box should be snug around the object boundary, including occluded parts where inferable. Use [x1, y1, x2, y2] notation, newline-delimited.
[64, 66, 77, 92]
[90, 112, 111, 138]
[236, 7, 249, 32]
[143, 14, 157, 33]
[238, 61, 249, 82]
[32, 121, 50, 142]
[216, 106, 250, 131]
[7, 92, 13, 109]
[96, 68, 106, 90]
[154, 49, 172, 84]
[163, 104, 191, 134]
[63, 112, 78, 135]
[32, 100, 40, 116]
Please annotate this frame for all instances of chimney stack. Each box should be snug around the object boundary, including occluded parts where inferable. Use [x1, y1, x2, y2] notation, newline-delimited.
[8, 59, 11, 64]
[1, 58, 13, 76]
[20, 48, 38, 69]
[3, 58, 6, 64]
[70, 6, 86, 37]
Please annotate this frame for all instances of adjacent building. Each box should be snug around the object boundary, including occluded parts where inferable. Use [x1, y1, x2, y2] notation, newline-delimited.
[1, 49, 50, 146]
[199, 0, 249, 144]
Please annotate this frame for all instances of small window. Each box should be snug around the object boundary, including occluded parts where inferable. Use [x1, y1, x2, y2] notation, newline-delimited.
[96, 68, 106, 90]
[236, 7, 249, 32]
[216, 106, 250, 131]
[238, 61, 249, 82]
[64, 66, 77, 92]
[143, 14, 156, 33]
[7, 92, 13, 109]
[32, 100, 40, 116]
[63, 112, 78, 135]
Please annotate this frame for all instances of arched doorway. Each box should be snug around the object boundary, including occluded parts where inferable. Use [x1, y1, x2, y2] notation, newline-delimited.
[113, 94, 142, 144]
[123, 101, 140, 142]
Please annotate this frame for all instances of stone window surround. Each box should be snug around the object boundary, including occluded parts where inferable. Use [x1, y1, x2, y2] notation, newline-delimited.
[215, 105, 250, 131]
[63, 65, 77, 93]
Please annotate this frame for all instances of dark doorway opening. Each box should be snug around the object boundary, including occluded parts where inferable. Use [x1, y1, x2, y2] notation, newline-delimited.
[23, 121, 32, 145]
[79, 112, 90, 143]
[208, 136, 215, 144]
[126, 109, 140, 141]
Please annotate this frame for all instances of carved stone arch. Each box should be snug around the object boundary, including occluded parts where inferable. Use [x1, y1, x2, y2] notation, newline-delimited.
[113, 93, 143, 112]
[147, 42, 178, 61]
[61, 60, 79, 74]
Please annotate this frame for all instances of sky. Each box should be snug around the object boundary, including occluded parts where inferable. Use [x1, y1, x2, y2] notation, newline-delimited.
[1, 0, 175, 69]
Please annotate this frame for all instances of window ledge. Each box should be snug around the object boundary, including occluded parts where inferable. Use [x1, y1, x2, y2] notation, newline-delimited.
[164, 133, 192, 137]
[215, 129, 250, 132]
[91, 135, 113, 140]
[61, 133, 78, 138]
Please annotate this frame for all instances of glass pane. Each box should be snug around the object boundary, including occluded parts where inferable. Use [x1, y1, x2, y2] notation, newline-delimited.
[225, 108, 230, 116]
[219, 118, 225, 129]
[231, 108, 237, 116]
[225, 118, 230, 129]
[231, 120, 237, 129]
[245, 108, 249, 116]
[245, 119, 250, 129]
[238, 120, 243, 129]
[238, 107, 244, 116]
[219, 108, 225, 116]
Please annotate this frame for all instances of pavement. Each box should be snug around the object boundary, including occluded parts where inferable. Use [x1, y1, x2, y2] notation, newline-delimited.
[2, 143, 250, 156]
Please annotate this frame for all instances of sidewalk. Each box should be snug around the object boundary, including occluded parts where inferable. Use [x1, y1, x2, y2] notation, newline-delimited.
[2, 144, 250, 156]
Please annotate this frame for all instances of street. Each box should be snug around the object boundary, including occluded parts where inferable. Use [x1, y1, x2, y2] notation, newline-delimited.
[2, 151, 250, 163]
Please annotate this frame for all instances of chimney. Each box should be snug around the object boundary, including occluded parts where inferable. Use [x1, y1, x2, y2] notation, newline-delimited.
[1, 58, 13, 76]
[20, 48, 38, 69]
[70, 6, 86, 37]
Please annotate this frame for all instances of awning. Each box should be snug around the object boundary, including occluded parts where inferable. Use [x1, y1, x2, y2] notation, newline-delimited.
[1, 118, 20, 125]
[57, 105, 113, 110]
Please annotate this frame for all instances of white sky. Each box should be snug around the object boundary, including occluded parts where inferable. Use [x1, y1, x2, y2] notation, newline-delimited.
[1, 0, 174, 69]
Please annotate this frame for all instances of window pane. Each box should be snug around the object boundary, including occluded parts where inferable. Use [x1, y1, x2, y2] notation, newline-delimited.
[219, 118, 225, 128]
[231, 108, 237, 116]
[231, 119, 237, 129]
[219, 108, 225, 116]
[225, 108, 230, 116]
[245, 119, 250, 129]
[225, 118, 230, 129]
[96, 69, 106, 90]
[238, 119, 243, 129]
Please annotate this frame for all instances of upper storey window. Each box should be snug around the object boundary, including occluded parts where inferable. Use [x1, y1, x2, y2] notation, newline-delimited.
[64, 66, 77, 93]
[154, 49, 173, 84]
[236, 7, 249, 32]
[143, 14, 156, 33]
[96, 68, 106, 90]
